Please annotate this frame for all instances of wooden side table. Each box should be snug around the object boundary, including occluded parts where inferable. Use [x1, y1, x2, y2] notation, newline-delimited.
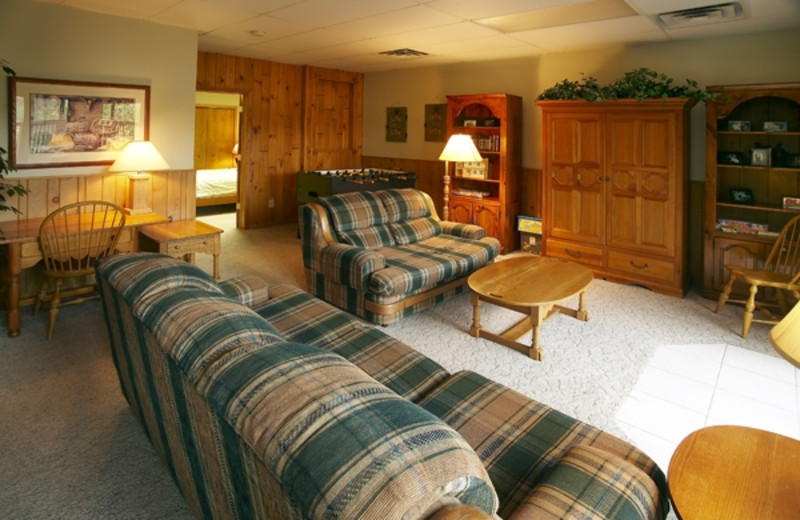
[668, 425, 800, 519]
[138, 220, 223, 279]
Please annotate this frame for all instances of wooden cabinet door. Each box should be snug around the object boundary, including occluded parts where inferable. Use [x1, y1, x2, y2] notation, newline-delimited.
[606, 112, 677, 257]
[194, 106, 237, 170]
[449, 199, 473, 224]
[474, 201, 501, 242]
[546, 113, 604, 245]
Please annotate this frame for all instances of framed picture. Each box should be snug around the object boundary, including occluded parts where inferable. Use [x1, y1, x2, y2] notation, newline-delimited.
[763, 121, 788, 132]
[727, 120, 751, 131]
[10, 77, 149, 169]
[783, 196, 800, 209]
[751, 147, 771, 166]
[386, 106, 407, 142]
[729, 188, 755, 205]
[424, 103, 446, 142]
[463, 119, 477, 127]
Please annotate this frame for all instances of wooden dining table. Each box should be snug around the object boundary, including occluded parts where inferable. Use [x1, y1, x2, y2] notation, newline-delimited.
[0, 211, 168, 338]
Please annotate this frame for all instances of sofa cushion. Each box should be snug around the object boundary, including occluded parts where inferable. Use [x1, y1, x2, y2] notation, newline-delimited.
[379, 189, 443, 245]
[98, 253, 223, 307]
[253, 284, 450, 402]
[368, 235, 499, 297]
[318, 191, 395, 248]
[203, 342, 499, 519]
[419, 371, 668, 519]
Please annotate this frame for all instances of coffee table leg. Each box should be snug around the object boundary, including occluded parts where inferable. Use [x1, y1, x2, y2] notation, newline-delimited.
[470, 292, 482, 337]
[576, 290, 589, 321]
[529, 304, 548, 361]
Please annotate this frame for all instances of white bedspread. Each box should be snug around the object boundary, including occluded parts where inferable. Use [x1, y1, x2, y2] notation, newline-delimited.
[197, 168, 237, 199]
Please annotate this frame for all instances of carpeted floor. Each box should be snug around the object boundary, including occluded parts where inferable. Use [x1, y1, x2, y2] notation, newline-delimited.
[0, 212, 791, 519]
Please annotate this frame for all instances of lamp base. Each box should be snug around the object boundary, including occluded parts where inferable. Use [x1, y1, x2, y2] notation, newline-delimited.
[125, 173, 151, 216]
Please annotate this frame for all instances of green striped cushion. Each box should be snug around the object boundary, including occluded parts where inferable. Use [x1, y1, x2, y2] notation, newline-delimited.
[419, 371, 667, 519]
[98, 253, 223, 307]
[377, 188, 431, 221]
[388, 217, 443, 245]
[369, 235, 499, 297]
[318, 191, 395, 248]
[219, 275, 270, 307]
[204, 342, 499, 519]
[510, 445, 661, 520]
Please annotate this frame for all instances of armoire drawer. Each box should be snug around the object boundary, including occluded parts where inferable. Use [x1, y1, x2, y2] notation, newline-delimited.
[607, 250, 675, 283]
[545, 238, 604, 267]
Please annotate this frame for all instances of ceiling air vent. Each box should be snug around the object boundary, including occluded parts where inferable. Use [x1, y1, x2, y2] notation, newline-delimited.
[657, 2, 742, 27]
[379, 48, 428, 57]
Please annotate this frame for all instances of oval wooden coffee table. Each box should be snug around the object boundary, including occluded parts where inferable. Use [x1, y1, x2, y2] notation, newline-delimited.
[668, 425, 800, 520]
[467, 255, 593, 360]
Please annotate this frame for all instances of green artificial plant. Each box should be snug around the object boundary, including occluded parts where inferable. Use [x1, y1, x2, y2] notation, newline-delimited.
[1, 60, 28, 215]
[537, 67, 724, 103]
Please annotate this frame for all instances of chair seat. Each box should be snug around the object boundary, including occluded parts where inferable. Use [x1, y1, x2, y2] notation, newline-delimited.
[725, 266, 796, 287]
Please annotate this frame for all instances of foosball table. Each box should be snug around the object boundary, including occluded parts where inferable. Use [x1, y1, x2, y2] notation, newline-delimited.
[297, 168, 416, 204]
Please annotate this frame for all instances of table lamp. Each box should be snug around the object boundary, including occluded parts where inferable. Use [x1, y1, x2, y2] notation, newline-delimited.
[109, 141, 170, 215]
[439, 134, 482, 220]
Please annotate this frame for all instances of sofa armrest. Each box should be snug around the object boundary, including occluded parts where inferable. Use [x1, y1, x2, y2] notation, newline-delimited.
[440, 220, 487, 240]
[507, 445, 664, 520]
[428, 503, 497, 520]
[320, 243, 386, 290]
[219, 275, 270, 308]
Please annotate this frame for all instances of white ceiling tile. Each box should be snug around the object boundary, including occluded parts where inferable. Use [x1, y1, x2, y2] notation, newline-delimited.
[269, 0, 419, 27]
[152, 0, 259, 32]
[428, 0, 585, 20]
[330, 4, 462, 40]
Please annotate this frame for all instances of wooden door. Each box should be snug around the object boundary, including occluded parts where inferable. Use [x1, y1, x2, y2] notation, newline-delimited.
[545, 112, 604, 245]
[606, 112, 676, 256]
[303, 66, 364, 171]
[194, 106, 238, 170]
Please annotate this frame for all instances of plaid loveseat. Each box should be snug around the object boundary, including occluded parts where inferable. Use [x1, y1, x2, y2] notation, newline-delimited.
[300, 188, 500, 325]
[98, 253, 669, 520]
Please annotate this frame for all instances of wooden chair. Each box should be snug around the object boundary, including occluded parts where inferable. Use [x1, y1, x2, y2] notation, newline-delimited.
[770, 301, 800, 369]
[715, 214, 800, 338]
[36, 200, 126, 339]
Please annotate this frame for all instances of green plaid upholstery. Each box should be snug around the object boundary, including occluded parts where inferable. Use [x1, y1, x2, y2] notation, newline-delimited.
[378, 189, 432, 221]
[419, 371, 668, 520]
[508, 445, 660, 520]
[98, 254, 500, 520]
[318, 191, 395, 248]
[100, 253, 223, 306]
[219, 275, 270, 307]
[252, 284, 449, 401]
[300, 189, 500, 325]
[369, 235, 499, 297]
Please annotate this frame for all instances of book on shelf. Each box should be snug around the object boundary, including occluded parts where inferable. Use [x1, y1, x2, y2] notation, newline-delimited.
[716, 218, 769, 235]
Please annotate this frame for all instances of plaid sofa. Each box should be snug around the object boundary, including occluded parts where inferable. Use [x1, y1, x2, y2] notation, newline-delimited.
[97, 253, 669, 520]
[300, 188, 500, 325]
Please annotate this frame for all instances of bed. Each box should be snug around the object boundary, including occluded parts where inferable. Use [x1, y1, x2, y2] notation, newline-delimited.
[196, 168, 238, 207]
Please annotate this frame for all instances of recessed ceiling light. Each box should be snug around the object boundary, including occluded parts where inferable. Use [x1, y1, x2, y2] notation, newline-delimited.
[379, 48, 429, 57]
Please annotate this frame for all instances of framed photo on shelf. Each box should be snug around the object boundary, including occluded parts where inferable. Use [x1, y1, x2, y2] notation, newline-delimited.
[727, 120, 751, 131]
[783, 196, 800, 209]
[750, 148, 771, 166]
[456, 158, 488, 179]
[10, 77, 149, 169]
[730, 188, 755, 205]
[763, 121, 788, 132]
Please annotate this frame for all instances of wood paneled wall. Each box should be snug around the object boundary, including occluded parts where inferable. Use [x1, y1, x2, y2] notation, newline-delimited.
[196, 53, 364, 229]
[0, 170, 196, 224]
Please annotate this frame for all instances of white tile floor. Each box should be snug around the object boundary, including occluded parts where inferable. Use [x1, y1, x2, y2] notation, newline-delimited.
[615, 343, 800, 473]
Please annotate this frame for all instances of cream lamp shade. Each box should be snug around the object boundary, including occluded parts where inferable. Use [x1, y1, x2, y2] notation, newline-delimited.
[439, 134, 482, 221]
[109, 141, 170, 174]
[439, 134, 482, 162]
[109, 141, 169, 215]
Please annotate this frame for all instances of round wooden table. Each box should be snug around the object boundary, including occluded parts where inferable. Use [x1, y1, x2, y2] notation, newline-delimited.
[467, 255, 593, 360]
[668, 425, 800, 519]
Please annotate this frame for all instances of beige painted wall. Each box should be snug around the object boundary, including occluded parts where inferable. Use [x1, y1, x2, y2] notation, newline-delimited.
[1, 0, 198, 176]
[364, 28, 800, 181]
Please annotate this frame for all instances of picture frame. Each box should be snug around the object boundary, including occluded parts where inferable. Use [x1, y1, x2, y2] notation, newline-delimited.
[727, 120, 751, 131]
[729, 188, 755, 205]
[463, 119, 477, 127]
[456, 158, 488, 179]
[763, 121, 788, 132]
[424, 103, 447, 142]
[10, 77, 149, 169]
[782, 196, 800, 210]
[751, 147, 771, 166]
[386, 106, 407, 142]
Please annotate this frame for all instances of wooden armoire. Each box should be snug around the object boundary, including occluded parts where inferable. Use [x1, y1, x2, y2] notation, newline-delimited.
[536, 98, 695, 297]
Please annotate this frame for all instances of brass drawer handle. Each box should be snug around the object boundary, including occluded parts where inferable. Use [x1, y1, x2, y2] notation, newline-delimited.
[565, 249, 582, 258]
[630, 260, 649, 269]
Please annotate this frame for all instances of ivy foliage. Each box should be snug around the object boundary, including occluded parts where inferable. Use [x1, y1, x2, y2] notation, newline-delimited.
[1, 60, 28, 215]
[538, 68, 723, 103]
